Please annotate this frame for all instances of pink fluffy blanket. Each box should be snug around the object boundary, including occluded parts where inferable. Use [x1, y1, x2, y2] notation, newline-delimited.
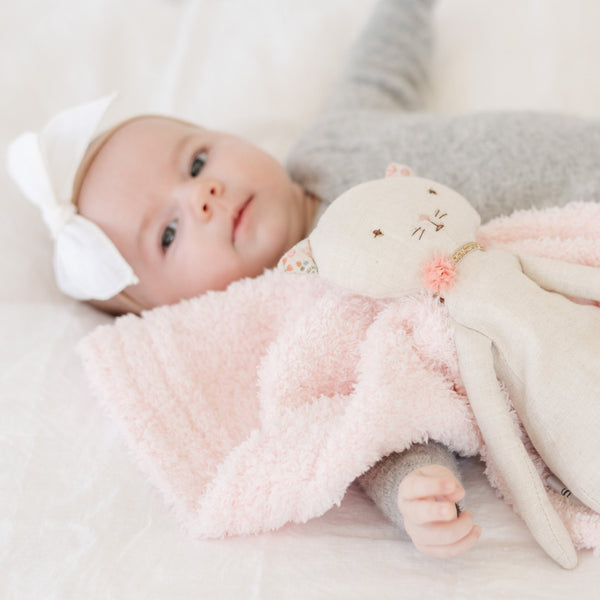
[79, 202, 600, 552]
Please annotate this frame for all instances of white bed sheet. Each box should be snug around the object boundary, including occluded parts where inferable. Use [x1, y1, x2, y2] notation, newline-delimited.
[2, 1, 600, 597]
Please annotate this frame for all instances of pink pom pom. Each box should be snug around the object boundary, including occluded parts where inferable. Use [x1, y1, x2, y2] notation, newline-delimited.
[422, 254, 456, 293]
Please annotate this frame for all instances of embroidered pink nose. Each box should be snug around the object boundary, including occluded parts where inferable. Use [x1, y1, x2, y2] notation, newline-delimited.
[418, 214, 430, 221]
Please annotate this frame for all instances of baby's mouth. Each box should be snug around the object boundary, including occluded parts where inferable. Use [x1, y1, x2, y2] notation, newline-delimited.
[232, 195, 253, 242]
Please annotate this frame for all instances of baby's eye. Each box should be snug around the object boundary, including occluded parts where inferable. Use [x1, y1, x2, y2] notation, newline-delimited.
[190, 151, 208, 177]
[161, 219, 178, 251]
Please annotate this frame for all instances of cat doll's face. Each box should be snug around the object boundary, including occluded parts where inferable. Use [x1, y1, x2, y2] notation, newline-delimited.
[309, 169, 481, 298]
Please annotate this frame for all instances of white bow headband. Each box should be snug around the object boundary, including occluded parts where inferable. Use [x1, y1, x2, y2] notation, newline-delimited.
[6, 93, 139, 301]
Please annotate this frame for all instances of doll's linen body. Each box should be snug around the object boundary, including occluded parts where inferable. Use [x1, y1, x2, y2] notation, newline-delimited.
[446, 247, 600, 512]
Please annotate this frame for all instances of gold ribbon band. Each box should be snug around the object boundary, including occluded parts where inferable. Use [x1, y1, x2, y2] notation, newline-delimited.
[452, 241, 484, 264]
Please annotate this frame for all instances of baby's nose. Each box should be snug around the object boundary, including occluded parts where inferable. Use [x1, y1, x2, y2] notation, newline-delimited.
[191, 179, 225, 221]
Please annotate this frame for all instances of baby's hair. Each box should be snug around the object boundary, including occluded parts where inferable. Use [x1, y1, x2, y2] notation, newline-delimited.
[88, 292, 144, 316]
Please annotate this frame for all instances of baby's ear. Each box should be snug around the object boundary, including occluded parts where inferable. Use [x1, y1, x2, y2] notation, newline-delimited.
[385, 163, 414, 178]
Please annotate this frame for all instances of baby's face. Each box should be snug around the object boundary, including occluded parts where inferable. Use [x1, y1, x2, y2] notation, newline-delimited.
[78, 116, 309, 309]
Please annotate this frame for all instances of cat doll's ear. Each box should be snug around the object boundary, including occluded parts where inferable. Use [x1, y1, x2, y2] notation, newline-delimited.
[385, 163, 414, 178]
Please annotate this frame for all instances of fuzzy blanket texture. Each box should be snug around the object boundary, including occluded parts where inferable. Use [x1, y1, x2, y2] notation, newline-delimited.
[79, 202, 600, 553]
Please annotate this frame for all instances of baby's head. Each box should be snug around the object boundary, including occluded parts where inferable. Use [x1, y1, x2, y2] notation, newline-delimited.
[77, 115, 312, 314]
[8, 95, 316, 314]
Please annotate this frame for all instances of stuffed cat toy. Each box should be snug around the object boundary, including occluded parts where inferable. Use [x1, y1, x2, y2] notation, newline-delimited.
[304, 165, 600, 569]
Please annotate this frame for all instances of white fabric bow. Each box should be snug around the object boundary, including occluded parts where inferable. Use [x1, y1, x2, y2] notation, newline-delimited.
[6, 93, 139, 301]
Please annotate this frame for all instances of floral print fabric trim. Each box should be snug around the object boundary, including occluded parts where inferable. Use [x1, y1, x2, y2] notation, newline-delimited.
[277, 239, 318, 274]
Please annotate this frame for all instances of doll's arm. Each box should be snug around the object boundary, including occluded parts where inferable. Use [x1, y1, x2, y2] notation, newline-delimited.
[453, 324, 577, 569]
[518, 253, 600, 302]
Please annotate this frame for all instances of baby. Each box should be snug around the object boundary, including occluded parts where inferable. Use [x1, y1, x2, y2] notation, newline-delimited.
[8, 0, 600, 559]
[76, 115, 320, 314]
